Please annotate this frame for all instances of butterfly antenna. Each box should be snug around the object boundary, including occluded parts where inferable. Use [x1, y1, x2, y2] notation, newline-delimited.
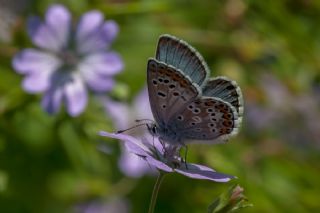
[116, 123, 149, 134]
[135, 119, 154, 123]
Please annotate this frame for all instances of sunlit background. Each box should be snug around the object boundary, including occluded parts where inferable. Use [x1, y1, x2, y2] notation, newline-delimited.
[0, 0, 320, 212]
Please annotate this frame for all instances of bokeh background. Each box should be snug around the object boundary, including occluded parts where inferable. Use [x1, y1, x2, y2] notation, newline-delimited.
[1, 0, 320, 212]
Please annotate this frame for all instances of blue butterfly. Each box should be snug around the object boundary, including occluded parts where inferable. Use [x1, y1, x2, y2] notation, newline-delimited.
[147, 34, 243, 145]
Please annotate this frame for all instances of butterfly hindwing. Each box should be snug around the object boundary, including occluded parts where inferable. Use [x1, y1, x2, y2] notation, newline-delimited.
[169, 97, 240, 143]
[147, 58, 200, 125]
[156, 34, 209, 87]
[203, 77, 243, 118]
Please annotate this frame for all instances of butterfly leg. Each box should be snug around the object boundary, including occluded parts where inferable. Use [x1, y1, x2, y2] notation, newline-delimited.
[181, 144, 189, 170]
[159, 138, 167, 155]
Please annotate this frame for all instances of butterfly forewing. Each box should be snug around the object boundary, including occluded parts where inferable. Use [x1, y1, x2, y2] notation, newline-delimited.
[203, 77, 243, 117]
[169, 97, 240, 143]
[156, 34, 209, 87]
[147, 58, 200, 125]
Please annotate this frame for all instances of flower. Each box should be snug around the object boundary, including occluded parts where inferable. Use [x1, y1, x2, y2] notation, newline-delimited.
[104, 87, 153, 131]
[12, 4, 123, 116]
[74, 197, 130, 213]
[99, 131, 234, 182]
[104, 88, 155, 177]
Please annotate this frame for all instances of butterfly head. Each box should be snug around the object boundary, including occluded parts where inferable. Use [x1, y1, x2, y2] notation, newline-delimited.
[147, 123, 159, 137]
[147, 123, 183, 146]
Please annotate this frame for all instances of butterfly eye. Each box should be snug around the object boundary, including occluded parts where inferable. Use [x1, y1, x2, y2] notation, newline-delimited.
[150, 125, 157, 135]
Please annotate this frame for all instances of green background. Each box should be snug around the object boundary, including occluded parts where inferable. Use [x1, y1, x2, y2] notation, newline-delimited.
[0, 0, 319, 212]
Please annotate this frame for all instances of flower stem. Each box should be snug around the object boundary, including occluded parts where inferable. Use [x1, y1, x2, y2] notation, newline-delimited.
[148, 172, 166, 213]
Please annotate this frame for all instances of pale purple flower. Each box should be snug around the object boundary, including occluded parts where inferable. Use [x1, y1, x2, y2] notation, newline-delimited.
[104, 88, 155, 178]
[99, 131, 234, 182]
[12, 4, 123, 116]
[74, 198, 130, 213]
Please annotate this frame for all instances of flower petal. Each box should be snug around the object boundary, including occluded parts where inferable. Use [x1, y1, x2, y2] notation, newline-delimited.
[22, 71, 51, 93]
[41, 85, 63, 115]
[99, 132, 150, 156]
[45, 4, 71, 49]
[76, 11, 104, 54]
[86, 75, 115, 92]
[63, 75, 87, 116]
[99, 132, 174, 173]
[140, 135, 165, 156]
[80, 52, 123, 76]
[76, 11, 103, 42]
[102, 20, 119, 43]
[118, 146, 154, 178]
[145, 156, 173, 172]
[79, 63, 116, 92]
[12, 49, 61, 74]
[76, 11, 119, 54]
[28, 5, 71, 52]
[175, 163, 234, 182]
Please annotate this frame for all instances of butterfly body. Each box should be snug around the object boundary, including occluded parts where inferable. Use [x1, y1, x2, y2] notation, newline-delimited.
[147, 34, 243, 146]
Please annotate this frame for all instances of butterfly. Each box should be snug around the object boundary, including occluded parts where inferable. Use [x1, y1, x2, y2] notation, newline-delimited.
[147, 34, 243, 145]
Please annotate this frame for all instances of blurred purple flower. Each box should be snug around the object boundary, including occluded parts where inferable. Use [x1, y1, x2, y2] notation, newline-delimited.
[74, 198, 130, 213]
[104, 88, 156, 178]
[99, 131, 234, 182]
[246, 73, 320, 148]
[104, 87, 153, 131]
[12, 4, 123, 116]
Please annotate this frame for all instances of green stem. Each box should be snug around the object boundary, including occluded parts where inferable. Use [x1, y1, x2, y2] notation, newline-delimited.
[148, 172, 166, 213]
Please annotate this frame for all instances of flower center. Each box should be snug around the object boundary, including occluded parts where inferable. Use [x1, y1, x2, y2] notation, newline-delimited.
[163, 145, 182, 168]
[58, 50, 79, 69]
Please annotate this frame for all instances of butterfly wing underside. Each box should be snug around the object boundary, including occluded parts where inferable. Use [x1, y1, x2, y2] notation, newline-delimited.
[156, 34, 209, 87]
[168, 97, 240, 143]
[203, 77, 244, 119]
[147, 59, 201, 126]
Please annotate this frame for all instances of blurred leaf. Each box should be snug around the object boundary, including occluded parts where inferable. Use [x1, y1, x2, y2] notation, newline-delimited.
[99, 0, 169, 15]
[109, 82, 129, 101]
[0, 170, 8, 192]
[48, 171, 110, 201]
